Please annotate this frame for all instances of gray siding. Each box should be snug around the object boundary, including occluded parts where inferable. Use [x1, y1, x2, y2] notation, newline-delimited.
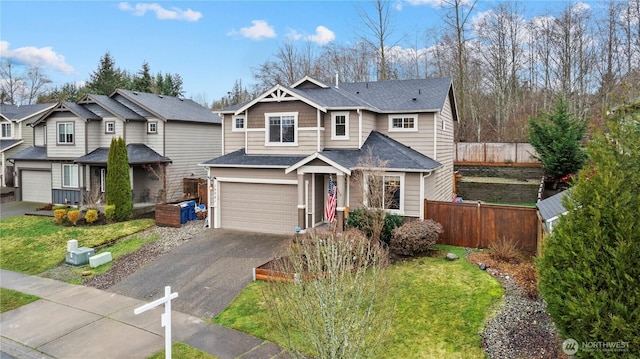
[87, 117, 124, 148]
[164, 121, 221, 202]
[323, 110, 359, 149]
[433, 96, 455, 201]
[223, 114, 245, 154]
[404, 172, 420, 217]
[126, 121, 145, 143]
[145, 119, 164, 154]
[52, 189, 82, 205]
[46, 115, 86, 159]
[376, 112, 436, 158]
[33, 124, 46, 146]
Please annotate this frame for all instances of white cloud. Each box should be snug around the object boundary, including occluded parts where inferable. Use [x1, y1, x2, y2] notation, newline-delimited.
[118, 2, 202, 22]
[228, 20, 277, 40]
[0, 41, 74, 74]
[286, 29, 303, 41]
[304, 26, 335, 45]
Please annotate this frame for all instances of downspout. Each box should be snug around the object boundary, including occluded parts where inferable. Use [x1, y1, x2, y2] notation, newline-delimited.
[317, 109, 321, 152]
[419, 170, 434, 220]
[357, 109, 363, 148]
[433, 113, 438, 161]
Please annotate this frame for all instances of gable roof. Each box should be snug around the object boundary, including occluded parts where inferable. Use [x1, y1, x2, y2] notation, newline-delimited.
[74, 143, 171, 165]
[0, 103, 56, 122]
[222, 77, 457, 118]
[81, 94, 144, 121]
[115, 89, 221, 124]
[537, 190, 570, 221]
[30, 102, 101, 125]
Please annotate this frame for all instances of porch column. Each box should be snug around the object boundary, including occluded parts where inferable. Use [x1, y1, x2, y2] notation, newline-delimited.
[336, 172, 345, 233]
[297, 173, 306, 231]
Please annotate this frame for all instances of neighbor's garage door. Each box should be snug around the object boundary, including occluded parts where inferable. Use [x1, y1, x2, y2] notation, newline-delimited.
[220, 182, 297, 235]
[21, 170, 52, 203]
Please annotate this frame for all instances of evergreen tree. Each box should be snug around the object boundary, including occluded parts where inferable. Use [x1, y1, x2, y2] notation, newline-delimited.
[537, 100, 640, 358]
[132, 61, 153, 93]
[529, 100, 587, 186]
[37, 82, 88, 103]
[86, 52, 128, 95]
[106, 137, 133, 221]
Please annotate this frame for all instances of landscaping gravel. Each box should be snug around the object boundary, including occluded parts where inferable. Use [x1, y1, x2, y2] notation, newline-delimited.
[40, 220, 206, 286]
[84, 220, 206, 289]
[481, 269, 565, 359]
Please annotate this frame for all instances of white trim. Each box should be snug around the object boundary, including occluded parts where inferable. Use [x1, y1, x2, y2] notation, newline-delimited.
[331, 111, 350, 140]
[264, 112, 298, 147]
[214, 177, 298, 185]
[57, 122, 75, 144]
[1, 122, 13, 139]
[305, 179, 310, 229]
[364, 172, 405, 215]
[317, 109, 321, 152]
[100, 168, 106, 193]
[105, 121, 115, 134]
[357, 109, 363, 148]
[147, 121, 158, 134]
[235, 84, 327, 115]
[232, 115, 245, 132]
[388, 114, 418, 132]
[221, 116, 225, 154]
[285, 152, 351, 175]
[291, 76, 330, 88]
[62, 163, 79, 188]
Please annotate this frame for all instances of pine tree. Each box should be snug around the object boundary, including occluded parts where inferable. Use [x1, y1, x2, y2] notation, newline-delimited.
[529, 100, 587, 186]
[86, 52, 128, 95]
[106, 137, 133, 221]
[132, 61, 153, 93]
[537, 100, 640, 358]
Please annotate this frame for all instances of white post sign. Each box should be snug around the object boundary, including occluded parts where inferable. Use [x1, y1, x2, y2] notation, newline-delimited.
[134, 286, 178, 359]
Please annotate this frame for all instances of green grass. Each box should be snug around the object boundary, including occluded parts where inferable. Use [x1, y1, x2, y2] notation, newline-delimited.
[213, 245, 503, 358]
[147, 342, 217, 359]
[0, 288, 40, 312]
[0, 216, 155, 274]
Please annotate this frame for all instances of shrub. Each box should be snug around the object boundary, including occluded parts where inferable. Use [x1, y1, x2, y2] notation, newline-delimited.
[390, 219, 442, 256]
[106, 137, 133, 221]
[346, 208, 404, 244]
[84, 209, 98, 224]
[53, 209, 67, 224]
[489, 237, 521, 263]
[538, 101, 640, 357]
[67, 209, 81, 225]
[104, 205, 116, 221]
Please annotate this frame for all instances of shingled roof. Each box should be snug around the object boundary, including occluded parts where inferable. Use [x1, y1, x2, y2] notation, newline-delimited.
[8, 146, 48, 161]
[74, 143, 171, 165]
[116, 89, 221, 124]
[0, 103, 55, 122]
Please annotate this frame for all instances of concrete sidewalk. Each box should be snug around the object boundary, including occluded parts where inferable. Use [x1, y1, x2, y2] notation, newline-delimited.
[0, 270, 289, 359]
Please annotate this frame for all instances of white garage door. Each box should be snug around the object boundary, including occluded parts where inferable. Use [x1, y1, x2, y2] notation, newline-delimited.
[22, 170, 52, 203]
[220, 182, 297, 235]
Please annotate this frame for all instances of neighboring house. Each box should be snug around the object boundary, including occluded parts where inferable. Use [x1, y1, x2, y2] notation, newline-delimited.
[536, 189, 569, 233]
[201, 76, 458, 235]
[0, 103, 56, 187]
[10, 90, 221, 204]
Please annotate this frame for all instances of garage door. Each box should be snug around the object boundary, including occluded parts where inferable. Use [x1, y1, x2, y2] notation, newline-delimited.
[21, 170, 52, 203]
[220, 182, 297, 235]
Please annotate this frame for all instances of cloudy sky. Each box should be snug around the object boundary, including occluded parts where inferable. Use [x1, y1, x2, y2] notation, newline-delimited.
[2, 1, 582, 103]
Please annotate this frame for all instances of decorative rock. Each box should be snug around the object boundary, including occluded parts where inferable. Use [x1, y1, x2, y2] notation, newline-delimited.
[445, 253, 459, 261]
[82, 270, 92, 276]
[479, 263, 487, 270]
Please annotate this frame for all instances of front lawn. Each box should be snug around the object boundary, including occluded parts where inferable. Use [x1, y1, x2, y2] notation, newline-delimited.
[0, 288, 40, 312]
[214, 245, 503, 358]
[0, 216, 154, 274]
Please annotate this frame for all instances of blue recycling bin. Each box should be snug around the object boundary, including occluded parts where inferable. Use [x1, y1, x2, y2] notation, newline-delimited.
[187, 201, 197, 220]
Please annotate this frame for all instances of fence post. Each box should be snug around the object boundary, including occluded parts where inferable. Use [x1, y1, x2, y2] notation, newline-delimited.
[476, 201, 482, 248]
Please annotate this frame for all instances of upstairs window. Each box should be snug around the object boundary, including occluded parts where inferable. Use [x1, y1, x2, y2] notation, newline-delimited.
[57, 122, 74, 144]
[1, 123, 11, 138]
[105, 121, 115, 134]
[389, 114, 418, 132]
[233, 116, 245, 131]
[147, 121, 157, 134]
[266, 112, 297, 145]
[331, 112, 349, 140]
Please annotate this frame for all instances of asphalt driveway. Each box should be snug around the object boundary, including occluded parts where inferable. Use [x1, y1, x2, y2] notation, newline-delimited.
[0, 201, 49, 220]
[107, 228, 289, 319]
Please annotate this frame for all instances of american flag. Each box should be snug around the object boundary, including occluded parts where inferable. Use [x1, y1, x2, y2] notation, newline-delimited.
[325, 177, 337, 223]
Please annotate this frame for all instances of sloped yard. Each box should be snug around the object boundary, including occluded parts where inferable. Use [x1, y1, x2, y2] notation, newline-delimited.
[214, 245, 503, 358]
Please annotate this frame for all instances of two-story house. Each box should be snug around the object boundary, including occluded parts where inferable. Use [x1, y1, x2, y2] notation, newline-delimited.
[0, 103, 56, 188]
[200, 76, 458, 235]
[10, 90, 221, 204]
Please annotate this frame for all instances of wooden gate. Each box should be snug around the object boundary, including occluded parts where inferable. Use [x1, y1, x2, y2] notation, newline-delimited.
[424, 200, 539, 254]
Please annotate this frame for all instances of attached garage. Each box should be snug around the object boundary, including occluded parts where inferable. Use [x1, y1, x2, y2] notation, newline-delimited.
[219, 182, 297, 235]
[21, 170, 52, 203]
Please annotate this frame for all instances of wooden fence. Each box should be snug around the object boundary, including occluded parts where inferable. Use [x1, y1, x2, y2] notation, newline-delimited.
[455, 142, 540, 166]
[424, 200, 540, 254]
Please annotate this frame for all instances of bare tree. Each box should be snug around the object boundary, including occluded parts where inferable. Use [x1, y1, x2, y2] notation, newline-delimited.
[24, 65, 52, 105]
[357, 0, 399, 81]
[264, 229, 393, 359]
[0, 59, 23, 105]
